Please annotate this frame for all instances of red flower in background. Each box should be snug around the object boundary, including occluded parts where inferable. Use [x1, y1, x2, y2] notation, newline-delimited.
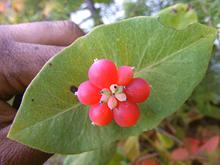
[171, 136, 220, 161]
[75, 59, 151, 127]
[140, 159, 161, 165]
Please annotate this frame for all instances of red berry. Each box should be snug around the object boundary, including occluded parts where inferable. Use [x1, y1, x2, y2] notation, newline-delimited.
[88, 59, 118, 88]
[77, 81, 101, 105]
[125, 78, 151, 103]
[118, 66, 134, 85]
[89, 103, 113, 126]
[140, 159, 161, 165]
[113, 101, 140, 127]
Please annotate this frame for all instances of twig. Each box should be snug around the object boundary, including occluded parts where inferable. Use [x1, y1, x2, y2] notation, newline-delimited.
[156, 128, 183, 145]
[79, 16, 92, 25]
[142, 134, 185, 165]
[85, 0, 103, 25]
[142, 134, 170, 160]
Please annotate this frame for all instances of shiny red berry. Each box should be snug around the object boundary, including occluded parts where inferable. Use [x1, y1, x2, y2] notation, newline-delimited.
[88, 59, 118, 88]
[89, 103, 113, 126]
[117, 66, 134, 86]
[77, 81, 101, 105]
[125, 78, 151, 103]
[113, 101, 140, 127]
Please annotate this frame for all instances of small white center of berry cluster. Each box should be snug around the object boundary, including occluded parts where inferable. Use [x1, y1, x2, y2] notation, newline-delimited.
[100, 84, 127, 110]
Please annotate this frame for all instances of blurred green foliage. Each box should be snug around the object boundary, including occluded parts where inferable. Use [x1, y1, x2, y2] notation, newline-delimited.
[1, 0, 219, 164]
[156, 3, 198, 29]
[0, 0, 112, 23]
[173, 0, 220, 26]
[192, 50, 220, 119]
[1, 0, 220, 29]
[0, 0, 83, 23]
[123, 0, 220, 26]
[123, 0, 150, 18]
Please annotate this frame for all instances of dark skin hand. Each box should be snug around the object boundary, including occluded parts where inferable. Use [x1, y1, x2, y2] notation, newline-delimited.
[0, 21, 84, 165]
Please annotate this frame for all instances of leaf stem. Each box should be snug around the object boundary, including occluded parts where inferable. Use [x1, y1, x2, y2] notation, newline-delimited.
[156, 128, 183, 145]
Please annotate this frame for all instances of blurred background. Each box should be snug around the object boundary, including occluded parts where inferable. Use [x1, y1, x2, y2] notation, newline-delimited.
[0, 0, 219, 164]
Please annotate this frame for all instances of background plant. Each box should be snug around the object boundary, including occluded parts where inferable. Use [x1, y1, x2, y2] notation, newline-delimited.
[1, 0, 219, 165]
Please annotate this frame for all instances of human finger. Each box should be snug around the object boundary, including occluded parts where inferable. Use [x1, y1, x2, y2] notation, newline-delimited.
[0, 126, 52, 165]
[0, 21, 84, 46]
[0, 101, 16, 129]
[0, 40, 64, 100]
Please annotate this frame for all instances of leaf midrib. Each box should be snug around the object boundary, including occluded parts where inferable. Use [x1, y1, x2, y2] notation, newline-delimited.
[8, 103, 80, 138]
[136, 35, 213, 75]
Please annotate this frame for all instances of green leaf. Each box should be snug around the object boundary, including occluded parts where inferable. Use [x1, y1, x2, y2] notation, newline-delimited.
[157, 132, 174, 149]
[64, 143, 116, 165]
[157, 3, 198, 29]
[192, 52, 220, 119]
[8, 16, 217, 154]
[107, 153, 124, 165]
[124, 136, 140, 161]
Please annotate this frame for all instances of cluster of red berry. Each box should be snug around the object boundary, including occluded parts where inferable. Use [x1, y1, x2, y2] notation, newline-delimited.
[75, 59, 151, 127]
